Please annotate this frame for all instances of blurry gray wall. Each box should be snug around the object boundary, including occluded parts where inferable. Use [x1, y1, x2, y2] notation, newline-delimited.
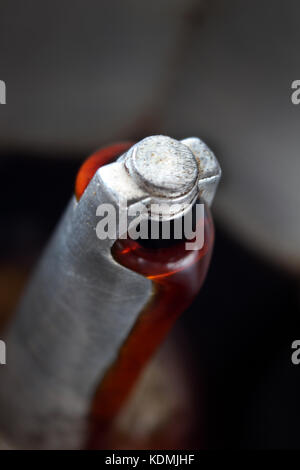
[0, 0, 300, 271]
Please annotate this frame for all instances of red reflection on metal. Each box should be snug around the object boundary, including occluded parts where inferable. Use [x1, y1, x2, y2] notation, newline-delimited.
[75, 142, 133, 201]
[88, 207, 214, 448]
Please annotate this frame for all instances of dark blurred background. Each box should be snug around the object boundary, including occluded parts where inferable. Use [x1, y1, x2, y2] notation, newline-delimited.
[0, 0, 300, 449]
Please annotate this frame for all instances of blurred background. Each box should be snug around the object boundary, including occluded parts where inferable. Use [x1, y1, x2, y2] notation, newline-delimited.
[0, 0, 300, 449]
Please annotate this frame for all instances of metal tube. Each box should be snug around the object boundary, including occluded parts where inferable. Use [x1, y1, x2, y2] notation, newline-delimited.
[0, 135, 221, 449]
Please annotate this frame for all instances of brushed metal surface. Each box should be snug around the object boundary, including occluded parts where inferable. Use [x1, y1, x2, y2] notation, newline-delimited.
[0, 173, 152, 448]
[0, 136, 220, 448]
